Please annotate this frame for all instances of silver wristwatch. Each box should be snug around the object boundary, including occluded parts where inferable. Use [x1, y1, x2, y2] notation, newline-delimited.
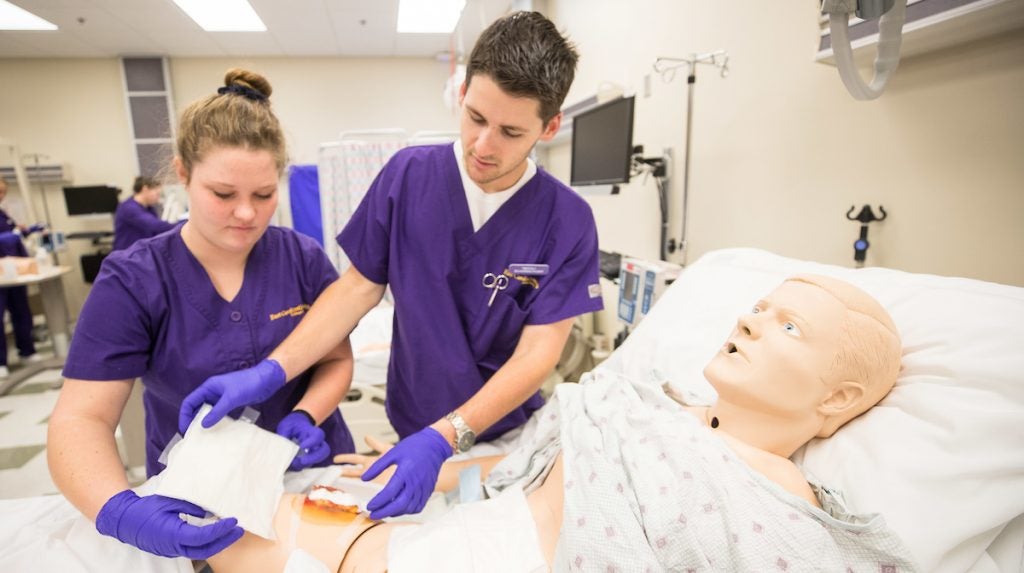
[444, 411, 477, 454]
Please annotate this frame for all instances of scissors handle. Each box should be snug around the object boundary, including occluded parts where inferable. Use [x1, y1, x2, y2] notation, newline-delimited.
[487, 284, 500, 307]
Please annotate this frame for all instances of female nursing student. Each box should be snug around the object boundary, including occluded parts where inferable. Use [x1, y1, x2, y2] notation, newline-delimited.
[111, 175, 177, 251]
[182, 12, 603, 522]
[47, 69, 356, 560]
[0, 178, 44, 378]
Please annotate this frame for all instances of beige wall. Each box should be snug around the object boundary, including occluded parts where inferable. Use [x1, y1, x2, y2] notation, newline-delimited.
[2, 3, 1021, 328]
[169, 58, 457, 166]
[0, 59, 138, 315]
[544, 0, 1024, 287]
[0, 56, 457, 317]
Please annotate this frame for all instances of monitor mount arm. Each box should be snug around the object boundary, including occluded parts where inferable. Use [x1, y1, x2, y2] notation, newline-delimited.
[631, 146, 673, 261]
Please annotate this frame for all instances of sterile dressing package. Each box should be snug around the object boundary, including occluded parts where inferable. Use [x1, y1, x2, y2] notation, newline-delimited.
[154, 403, 298, 539]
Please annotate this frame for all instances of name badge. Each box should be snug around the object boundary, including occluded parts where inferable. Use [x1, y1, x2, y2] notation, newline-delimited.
[509, 263, 549, 276]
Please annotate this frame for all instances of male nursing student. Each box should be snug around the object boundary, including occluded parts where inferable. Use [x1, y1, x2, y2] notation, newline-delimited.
[181, 11, 603, 520]
[112, 176, 177, 251]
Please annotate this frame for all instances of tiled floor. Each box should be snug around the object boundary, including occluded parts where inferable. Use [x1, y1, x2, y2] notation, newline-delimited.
[0, 362, 63, 499]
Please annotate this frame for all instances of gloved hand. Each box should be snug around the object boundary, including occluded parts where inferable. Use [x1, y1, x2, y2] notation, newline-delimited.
[0, 232, 22, 248]
[276, 410, 330, 471]
[96, 489, 243, 559]
[362, 427, 452, 520]
[24, 224, 45, 236]
[178, 358, 286, 434]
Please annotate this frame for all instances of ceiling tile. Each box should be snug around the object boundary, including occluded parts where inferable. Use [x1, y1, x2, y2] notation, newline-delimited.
[254, 0, 338, 56]
[2, 0, 509, 58]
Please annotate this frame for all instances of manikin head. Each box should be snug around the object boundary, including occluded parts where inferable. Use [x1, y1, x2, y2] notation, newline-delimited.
[173, 68, 285, 256]
[459, 11, 578, 192]
[703, 274, 901, 453]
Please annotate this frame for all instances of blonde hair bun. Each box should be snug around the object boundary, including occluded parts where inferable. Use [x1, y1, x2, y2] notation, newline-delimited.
[224, 68, 273, 100]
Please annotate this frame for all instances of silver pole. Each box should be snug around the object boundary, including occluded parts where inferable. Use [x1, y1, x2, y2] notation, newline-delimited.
[680, 68, 695, 265]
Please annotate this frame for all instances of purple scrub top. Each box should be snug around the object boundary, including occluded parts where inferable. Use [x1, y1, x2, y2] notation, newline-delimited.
[63, 226, 355, 476]
[112, 198, 177, 251]
[0, 208, 28, 257]
[339, 143, 603, 442]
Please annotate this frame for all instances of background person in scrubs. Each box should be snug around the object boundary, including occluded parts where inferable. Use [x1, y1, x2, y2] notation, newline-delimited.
[112, 175, 177, 251]
[181, 12, 603, 520]
[0, 178, 44, 378]
[47, 69, 356, 560]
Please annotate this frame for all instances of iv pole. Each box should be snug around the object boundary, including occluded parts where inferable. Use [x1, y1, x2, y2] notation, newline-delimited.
[652, 50, 729, 265]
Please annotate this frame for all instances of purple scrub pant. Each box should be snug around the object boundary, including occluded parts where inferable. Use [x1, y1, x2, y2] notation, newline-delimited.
[0, 285, 36, 366]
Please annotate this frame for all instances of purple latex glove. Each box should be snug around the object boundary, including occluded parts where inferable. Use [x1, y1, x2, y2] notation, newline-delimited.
[362, 427, 453, 519]
[96, 490, 243, 559]
[24, 224, 45, 236]
[178, 358, 286, 434]
[0, 232, 21, 248]
[276, 410, 330, 471]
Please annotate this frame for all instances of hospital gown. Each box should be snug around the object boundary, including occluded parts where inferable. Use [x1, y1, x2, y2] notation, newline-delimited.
[486, 370, 919, 572]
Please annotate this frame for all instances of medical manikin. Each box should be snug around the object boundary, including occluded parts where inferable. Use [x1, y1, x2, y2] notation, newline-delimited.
[196, 273, 915, 572]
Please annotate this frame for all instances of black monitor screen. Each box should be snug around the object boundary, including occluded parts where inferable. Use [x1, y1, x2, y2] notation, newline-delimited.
[63, 185, 120, 216]
[570, 96, 635, 186]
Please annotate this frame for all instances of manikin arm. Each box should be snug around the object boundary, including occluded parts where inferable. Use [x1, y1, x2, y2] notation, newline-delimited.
[335, 436, 506, 493]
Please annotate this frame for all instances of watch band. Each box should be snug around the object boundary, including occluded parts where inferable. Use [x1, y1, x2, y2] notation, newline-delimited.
[444, 411, 475, 453]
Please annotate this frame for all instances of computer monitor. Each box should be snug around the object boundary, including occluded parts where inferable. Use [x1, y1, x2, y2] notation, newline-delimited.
[62, 185, 120, 216]
[570, 96, 635, 187]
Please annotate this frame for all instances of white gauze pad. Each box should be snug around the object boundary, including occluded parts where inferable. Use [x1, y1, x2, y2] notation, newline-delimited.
[155, 404, 299, 539]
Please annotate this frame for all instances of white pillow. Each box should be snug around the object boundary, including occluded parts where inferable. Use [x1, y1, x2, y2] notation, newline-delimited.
[599, 248, 1024, 573]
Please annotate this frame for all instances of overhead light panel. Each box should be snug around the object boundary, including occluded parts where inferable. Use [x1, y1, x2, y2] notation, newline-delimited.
[0, 0, 57, 30]
[397, 0, 466, 34]
[172, 0, 266, 32]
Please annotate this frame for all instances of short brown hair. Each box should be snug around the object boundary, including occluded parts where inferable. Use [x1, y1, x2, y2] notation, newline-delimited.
[786, 274, 902, 437]
[132, 176, 158, 194]
[175, 68, 287, 182]
[466, 11, 578, 124]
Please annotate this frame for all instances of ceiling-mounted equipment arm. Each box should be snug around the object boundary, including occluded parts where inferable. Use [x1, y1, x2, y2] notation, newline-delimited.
[822, 0, 907, 100]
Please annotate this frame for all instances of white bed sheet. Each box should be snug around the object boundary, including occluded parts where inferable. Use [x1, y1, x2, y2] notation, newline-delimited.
[600, 247, 1024, 573]
[350, 303, 393, 387]
[0, 481, 190, 573]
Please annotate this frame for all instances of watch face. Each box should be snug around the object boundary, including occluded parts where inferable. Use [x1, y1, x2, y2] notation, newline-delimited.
[457, 432, 476, 452]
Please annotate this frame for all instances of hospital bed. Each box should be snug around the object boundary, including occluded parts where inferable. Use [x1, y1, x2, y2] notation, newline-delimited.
[598, 248, 1024, 573]
[2, 247, 1021, 572]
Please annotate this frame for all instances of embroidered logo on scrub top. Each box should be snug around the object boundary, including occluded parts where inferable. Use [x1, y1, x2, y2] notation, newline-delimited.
[269, 304, 310, 321]
[503, 269, 539, 289]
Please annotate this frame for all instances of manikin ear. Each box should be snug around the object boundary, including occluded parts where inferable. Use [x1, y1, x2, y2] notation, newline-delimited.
[173, 157, 188, 185]
[816, 381, 866, 438]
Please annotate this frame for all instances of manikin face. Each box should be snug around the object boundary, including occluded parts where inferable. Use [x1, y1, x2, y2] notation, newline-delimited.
[459, 74, 561, 192]
[703, 281, 847, 419]
[177, 146, 279, 256]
